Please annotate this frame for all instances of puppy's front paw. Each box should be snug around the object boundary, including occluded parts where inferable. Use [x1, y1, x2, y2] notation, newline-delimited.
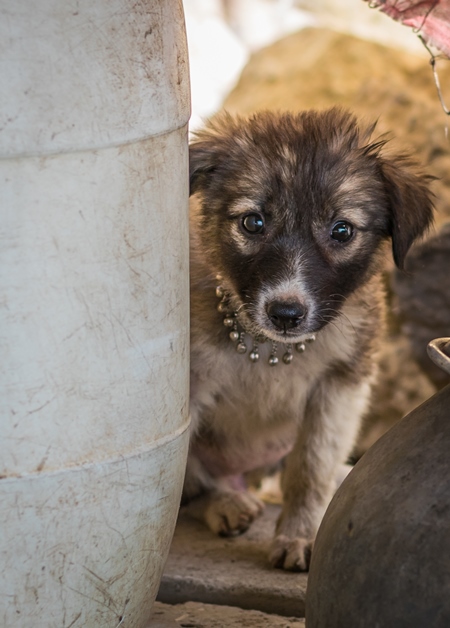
[204, 490, 264, 537]
[269, 534, 314, 571]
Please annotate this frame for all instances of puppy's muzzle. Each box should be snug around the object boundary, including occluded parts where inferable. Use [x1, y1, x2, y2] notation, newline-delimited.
[266, 300, 307, 332]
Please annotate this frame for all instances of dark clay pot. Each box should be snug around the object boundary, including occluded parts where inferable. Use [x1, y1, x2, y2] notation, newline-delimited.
[306, 338, 450, 628]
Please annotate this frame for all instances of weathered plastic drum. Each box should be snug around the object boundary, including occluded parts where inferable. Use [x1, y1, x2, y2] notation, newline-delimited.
[0, 1, 190, 626]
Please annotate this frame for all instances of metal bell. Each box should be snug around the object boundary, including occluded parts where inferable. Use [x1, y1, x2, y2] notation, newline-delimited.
[249, 350, 259, 362]
[283, 352, 293, 364]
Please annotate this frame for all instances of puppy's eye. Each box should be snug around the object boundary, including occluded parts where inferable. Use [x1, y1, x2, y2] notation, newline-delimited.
[330, 221, 354, 243]
[242, 213, 265, 235]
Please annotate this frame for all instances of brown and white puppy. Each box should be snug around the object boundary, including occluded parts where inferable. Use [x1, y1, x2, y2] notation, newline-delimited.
[184, 108, 434, 571]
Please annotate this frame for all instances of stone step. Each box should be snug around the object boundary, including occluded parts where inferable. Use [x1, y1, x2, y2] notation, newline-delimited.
[149, 601, 305, 627]
[157, 504, 307, 618]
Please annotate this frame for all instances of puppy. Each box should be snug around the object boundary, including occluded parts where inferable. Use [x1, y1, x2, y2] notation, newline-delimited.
[183, 108, 434, 571]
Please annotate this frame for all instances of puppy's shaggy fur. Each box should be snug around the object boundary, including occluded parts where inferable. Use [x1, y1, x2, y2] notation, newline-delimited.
[184, 108, 434, 571]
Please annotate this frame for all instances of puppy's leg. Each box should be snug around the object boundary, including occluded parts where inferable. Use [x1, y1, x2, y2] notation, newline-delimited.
[270, 375, 372, 571]
[183, 454, 264, 536]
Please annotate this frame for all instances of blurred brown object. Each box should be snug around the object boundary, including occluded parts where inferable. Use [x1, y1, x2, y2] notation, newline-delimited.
[355, 335, 437, 458]
[392, 223, 450, 388]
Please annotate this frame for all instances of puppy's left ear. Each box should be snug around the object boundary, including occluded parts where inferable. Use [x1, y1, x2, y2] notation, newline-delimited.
[379, 156, 435, 269]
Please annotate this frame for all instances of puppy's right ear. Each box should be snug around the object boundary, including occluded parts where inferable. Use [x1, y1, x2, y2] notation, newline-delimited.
[189, 140, 219, 196]
[189, 113, 237, 196]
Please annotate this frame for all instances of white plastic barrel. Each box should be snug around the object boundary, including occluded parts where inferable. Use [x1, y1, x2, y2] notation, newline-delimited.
[0, 1, 190, 626]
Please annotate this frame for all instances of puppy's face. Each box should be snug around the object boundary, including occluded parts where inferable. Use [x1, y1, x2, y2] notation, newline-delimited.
[190, 109, 433, 342]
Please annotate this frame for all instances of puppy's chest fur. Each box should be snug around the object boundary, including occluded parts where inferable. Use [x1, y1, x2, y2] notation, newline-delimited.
[189, 274, 379, 474]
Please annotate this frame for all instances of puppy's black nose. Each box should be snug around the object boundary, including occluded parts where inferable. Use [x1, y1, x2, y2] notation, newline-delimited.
[266, 301, 306, 331]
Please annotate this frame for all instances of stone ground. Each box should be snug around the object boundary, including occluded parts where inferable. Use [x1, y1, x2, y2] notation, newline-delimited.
[153, 504, 308, 625]
[150, 602, 305, 627]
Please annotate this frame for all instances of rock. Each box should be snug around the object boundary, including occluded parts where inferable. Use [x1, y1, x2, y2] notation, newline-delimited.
[149, 601, 305, 627]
